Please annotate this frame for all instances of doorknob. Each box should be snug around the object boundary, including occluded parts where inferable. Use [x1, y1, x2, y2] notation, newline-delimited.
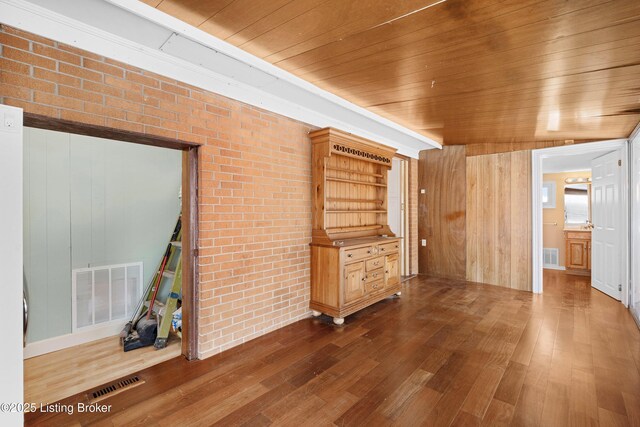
[23, 291, 28, 334]
[23, 272, 28, 346]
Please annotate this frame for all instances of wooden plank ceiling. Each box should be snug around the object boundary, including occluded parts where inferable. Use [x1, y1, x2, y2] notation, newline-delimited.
[145, 0, 640, 146]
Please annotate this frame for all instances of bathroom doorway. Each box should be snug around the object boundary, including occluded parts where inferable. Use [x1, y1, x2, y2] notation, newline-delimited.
[532, 139, 629, 304]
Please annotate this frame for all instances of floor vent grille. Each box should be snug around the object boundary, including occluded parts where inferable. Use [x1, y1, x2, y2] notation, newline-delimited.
[88, 375, 145, 403]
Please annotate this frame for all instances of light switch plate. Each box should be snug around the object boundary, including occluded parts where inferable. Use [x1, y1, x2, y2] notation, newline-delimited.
[421, 239, 427, 247]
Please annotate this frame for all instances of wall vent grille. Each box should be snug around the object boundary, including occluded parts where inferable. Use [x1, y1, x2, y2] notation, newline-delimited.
[72, 262, 143, 332]
[543, 248, 560, 268]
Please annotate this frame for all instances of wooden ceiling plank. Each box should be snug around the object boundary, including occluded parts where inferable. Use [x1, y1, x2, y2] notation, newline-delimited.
[253, 0, 450, 62]
[321, 37, 640, 103]
[141, 0, 163, 7]
[198, 0, 294, 43]
[288, 0, 612, 79]
[155, 0, 236, 28]
[154, 0, 640, 145]
[273, 0, 517, 70]
[306, 4, 640, 90]
[362, 69, 640, 113]
[378, 95, 640, 119]
[265, 0, 610, 63]
[224, 0, 334, 49]
[350, 64, 640, 104]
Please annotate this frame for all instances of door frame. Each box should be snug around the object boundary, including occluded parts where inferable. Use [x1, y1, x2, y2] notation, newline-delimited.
[531, 139, 629, 305]
[630, 123, 640, 327]
[23, 113, 200, 360]
[0, 104, 24, 427]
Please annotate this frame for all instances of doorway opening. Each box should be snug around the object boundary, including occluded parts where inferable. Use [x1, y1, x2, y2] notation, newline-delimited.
[21, 114, 199, 406]
[388, 156, 411, 278]
[532, 139, 629, 304]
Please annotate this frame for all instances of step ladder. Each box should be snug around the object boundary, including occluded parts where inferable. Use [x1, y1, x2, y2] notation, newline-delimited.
[127, 215, 183, 350]
[153, 237, 182, 349]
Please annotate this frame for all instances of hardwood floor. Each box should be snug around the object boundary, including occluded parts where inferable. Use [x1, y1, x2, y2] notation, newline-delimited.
[25, 272, 640, 426]
[24, 334, 181, 407]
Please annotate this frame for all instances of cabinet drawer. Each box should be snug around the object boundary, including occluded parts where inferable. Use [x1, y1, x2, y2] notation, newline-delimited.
[365, 268, 384, 283]
[344, 246, 375, 262]
[564, 231, 591, 240]
[365, 256, 384, 271]
[378, 242, 399, 254]
[365, 279, 384, 294]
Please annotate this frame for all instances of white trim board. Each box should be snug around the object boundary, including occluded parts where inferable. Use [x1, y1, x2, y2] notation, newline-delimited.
[0, 105, 23, 427]
[0, 0, 441, 158]
[24, 321, 125, 359]
[531, 139, 629, 306]
[630, 123, 640, 325]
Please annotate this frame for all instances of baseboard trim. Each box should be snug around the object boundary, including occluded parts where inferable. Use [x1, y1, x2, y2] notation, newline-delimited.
[24, 321, 125, 359]
[631, 308, 640, 330]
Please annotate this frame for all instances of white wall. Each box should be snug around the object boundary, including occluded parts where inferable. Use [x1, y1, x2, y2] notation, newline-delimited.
[0, 105, 24, 426]
[387, 158, 403, 237]
[23, 128, 181, 344]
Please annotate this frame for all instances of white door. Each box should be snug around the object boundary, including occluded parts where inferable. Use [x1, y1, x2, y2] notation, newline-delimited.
[591, 150, 622, 300]
[0, 105, 24, 426]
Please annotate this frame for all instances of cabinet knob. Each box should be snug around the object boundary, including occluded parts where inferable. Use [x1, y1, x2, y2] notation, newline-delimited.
[347, 254, 353, 258]
[367, 250, 371, 254]
[385, 270, 389, 273]
[380, 248, 385, 252]
[361, 277, 366, 281]
[395, 245, 399, 249]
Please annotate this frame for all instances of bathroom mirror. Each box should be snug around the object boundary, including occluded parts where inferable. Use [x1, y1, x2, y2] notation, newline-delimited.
[564, 183, 590, 225]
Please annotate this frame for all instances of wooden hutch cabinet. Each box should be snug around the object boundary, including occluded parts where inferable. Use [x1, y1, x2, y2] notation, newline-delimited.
[309, 128, 402, 325]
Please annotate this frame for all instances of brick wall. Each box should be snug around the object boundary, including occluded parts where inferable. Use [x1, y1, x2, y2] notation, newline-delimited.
[0, 25, 313, 358]
[0, 24, 419, 357]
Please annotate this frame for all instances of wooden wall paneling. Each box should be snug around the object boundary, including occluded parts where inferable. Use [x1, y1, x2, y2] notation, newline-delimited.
[465, 156, 478, 282]
[465, 151, 532, 291]
[496, 153, 512, 287]
[481, 153, 495, 284]
[409, 158, 418, 275]
[509, 151, 532, 291]
[417, 151, 427, 275]
[418, 146, 466, 280]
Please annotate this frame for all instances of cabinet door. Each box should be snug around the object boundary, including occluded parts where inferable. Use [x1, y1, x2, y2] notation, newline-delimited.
[567, 240, 588, 269]
[385, 253, 399, 287]
[344, 262, 365, 304]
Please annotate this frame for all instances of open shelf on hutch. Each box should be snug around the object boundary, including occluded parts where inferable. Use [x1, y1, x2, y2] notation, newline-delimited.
[310, 127, 402, 325]
[311, 128, 397, 245]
